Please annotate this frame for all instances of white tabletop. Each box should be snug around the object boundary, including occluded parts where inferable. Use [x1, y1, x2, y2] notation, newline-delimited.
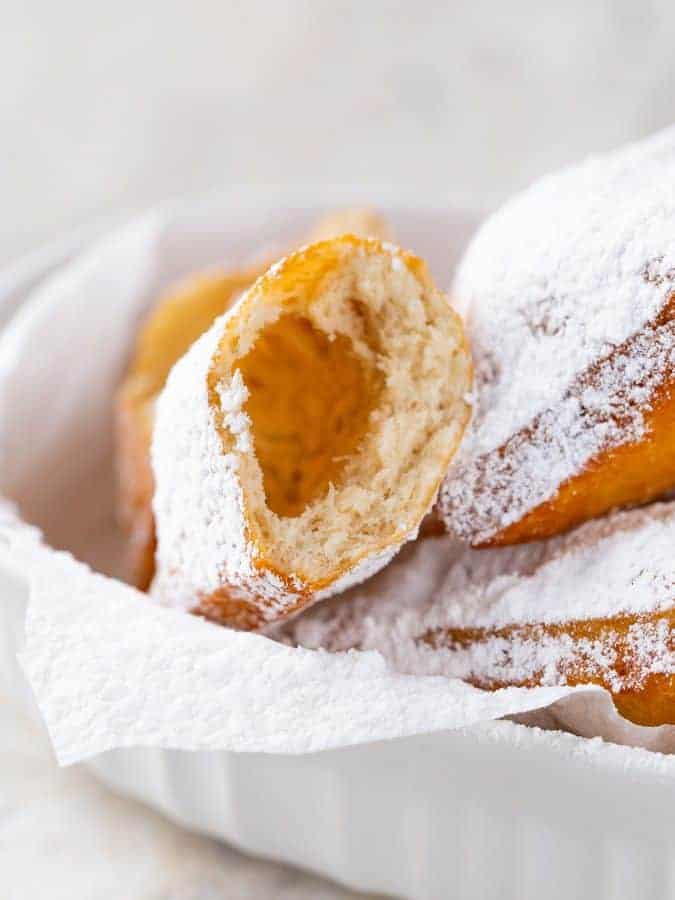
[3, 2, 675, 897]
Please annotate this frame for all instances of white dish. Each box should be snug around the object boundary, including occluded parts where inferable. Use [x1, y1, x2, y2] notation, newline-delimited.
[1, 201, 674, 900]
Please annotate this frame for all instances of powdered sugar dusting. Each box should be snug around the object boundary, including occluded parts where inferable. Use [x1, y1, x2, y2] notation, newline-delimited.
[150, 310, 305, 620]
[284, 502, 675, 691]
[442, 128, 675, 541]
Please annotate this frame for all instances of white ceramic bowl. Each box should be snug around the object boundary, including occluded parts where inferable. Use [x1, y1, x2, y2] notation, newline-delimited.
[1, 202, 675, 900]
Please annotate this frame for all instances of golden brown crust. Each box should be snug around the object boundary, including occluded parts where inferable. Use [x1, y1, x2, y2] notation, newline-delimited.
[424, 608, 675, 727]
[114, 381, 156, 589]
[196, 583, 312, 630]
[459, 295, 675, 548]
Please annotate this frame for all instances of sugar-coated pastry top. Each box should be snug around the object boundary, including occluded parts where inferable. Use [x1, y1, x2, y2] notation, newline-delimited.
[442, 128, 675, 543]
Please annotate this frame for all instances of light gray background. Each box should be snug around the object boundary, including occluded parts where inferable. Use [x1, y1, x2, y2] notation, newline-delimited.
[4, 0, 675, 265]
[2, 2, 675, 898]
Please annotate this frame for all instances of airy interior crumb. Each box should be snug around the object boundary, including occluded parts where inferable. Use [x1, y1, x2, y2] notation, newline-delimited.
[210, 240, 470, 587]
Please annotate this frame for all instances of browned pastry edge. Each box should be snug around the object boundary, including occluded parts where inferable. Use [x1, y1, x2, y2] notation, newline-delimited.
[443, 294, 675, 548]
[423, 608, 675, 727]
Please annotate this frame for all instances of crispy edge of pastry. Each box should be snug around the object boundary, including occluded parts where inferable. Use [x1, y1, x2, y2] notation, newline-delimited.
[445, 295, 675, 548]
[423, 608, 675, 727]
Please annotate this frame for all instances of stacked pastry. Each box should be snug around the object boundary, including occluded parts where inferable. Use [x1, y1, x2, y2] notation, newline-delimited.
[116, 131, 675, 729]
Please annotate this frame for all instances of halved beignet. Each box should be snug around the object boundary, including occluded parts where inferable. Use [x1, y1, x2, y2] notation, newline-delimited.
[151, 235, 472, 628]
[286, 503, 675, 726]
[440, 128, 675, 546]
[115, 209, 392, 588]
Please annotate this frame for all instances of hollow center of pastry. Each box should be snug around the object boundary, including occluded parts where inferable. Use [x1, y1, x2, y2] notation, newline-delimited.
[237, 314, 381, 517]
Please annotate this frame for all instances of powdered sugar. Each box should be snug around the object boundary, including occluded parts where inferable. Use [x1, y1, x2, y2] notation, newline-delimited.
[151, 312, 258, 610]
[442, 127, 675, 541]
[284, 503, 675, 691]
[217, 369, 253, 453]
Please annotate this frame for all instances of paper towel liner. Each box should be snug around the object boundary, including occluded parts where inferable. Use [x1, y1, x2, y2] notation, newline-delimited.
[0, 204, 672, 766]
